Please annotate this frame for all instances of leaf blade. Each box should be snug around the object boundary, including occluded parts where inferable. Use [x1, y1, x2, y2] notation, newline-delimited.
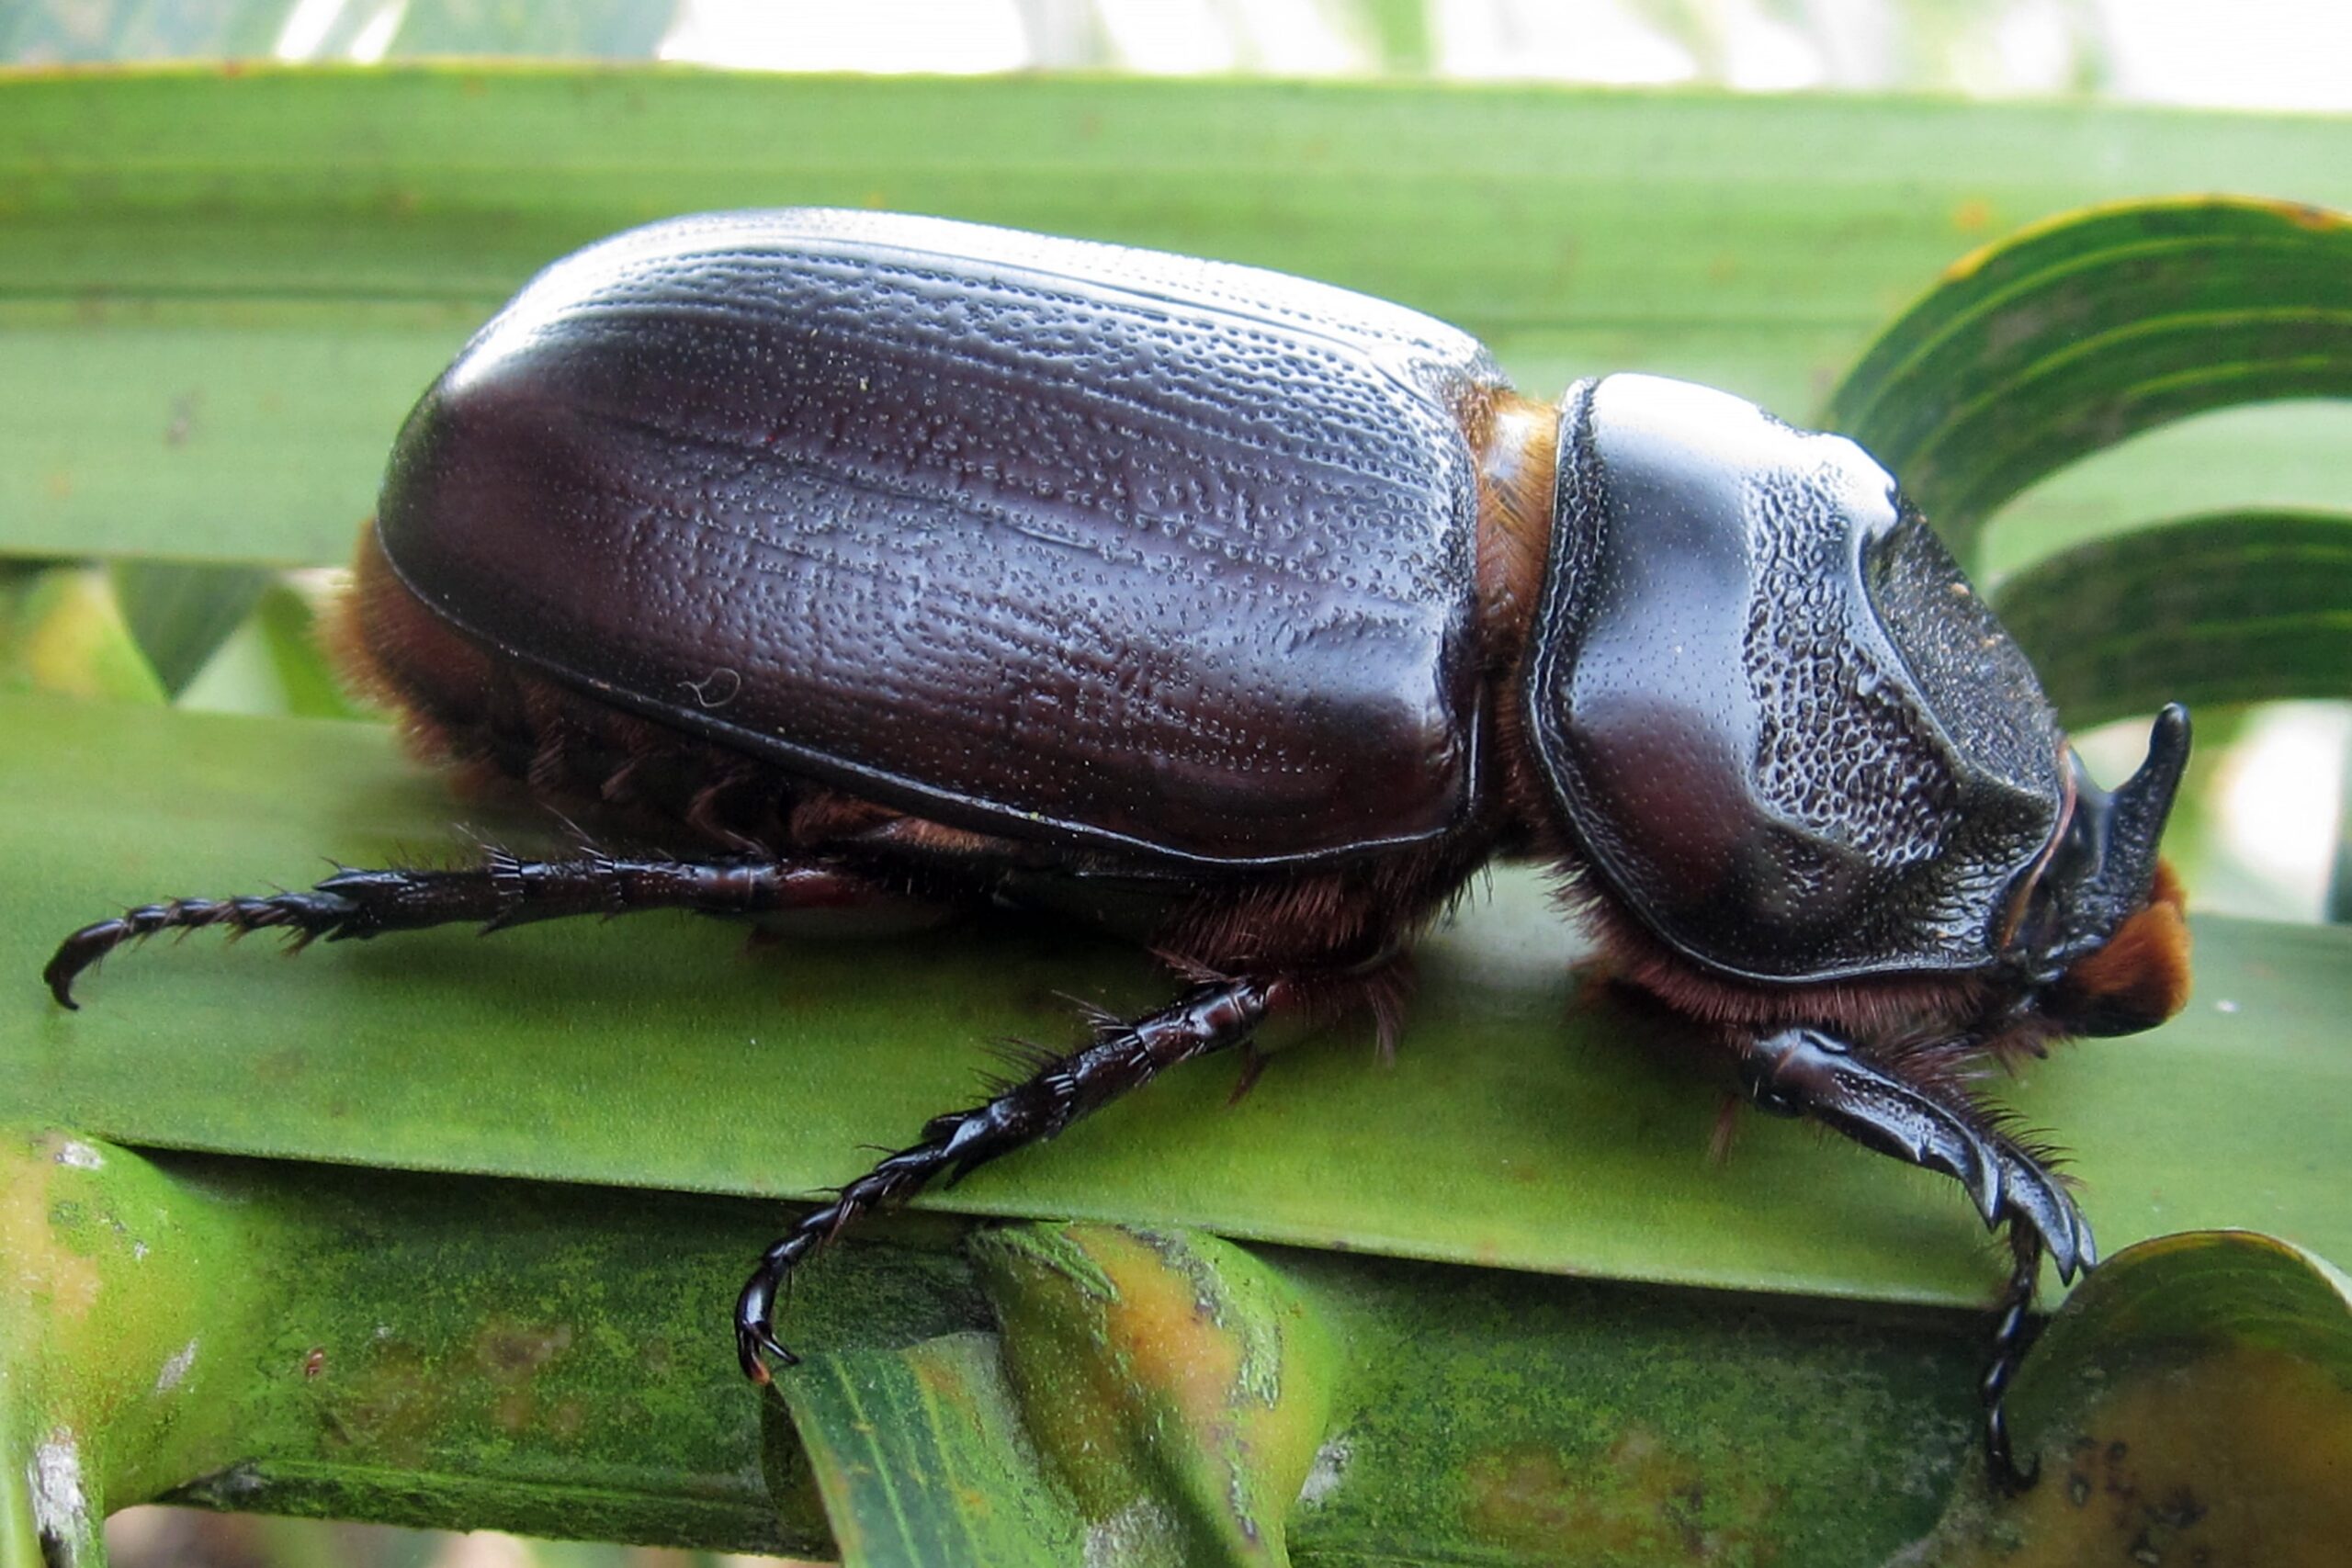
[783, 1335, 1086, 1568]
[4, 693, 2345, 1314]
[14, 74, 2352, 567]
[1991, 511, 2352, 728]
[1827, 197, 2352, 563]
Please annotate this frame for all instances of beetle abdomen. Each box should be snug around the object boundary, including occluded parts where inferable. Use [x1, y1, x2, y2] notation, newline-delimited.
[374, 210, 1502, 867]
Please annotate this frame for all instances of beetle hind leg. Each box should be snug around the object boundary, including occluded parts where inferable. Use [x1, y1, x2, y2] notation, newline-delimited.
[43, 850, 896, 1007]
[735, 968, 1306, 1382]
[1734, 1025, 2088, 1493]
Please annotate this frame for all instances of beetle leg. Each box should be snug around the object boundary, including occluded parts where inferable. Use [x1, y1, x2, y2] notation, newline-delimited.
[735, 970, 1294, 1382]
[1735, 1025, 2087, 1493]
[43, 852, 891, 1007]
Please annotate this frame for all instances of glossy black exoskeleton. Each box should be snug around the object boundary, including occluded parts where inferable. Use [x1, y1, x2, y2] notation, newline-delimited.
[45, 210, 2193, 1489]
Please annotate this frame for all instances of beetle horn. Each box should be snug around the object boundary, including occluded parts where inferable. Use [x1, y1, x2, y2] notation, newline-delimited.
[2055, 704, 2191, 957]
[2107, 704, 2192, 885]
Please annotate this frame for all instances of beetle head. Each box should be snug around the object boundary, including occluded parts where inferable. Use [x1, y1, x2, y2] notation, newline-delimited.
[1522, 375, 2191, 1035]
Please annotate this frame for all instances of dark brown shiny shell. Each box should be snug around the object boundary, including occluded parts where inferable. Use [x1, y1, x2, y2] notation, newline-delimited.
[376, 210, 1504, 867]
[1526, 375, 2069, 984]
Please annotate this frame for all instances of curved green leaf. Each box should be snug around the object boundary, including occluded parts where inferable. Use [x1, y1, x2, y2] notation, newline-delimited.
[972, 1225, 1336, 1567]
[1992, 511, 2352, 728]
[1828, 197, 2352, 565]
[0, 566, 164, 704]
[1892, 1231, 2352, 1564]
[783, 1335, 1085, 1568]
[253, 581, 374, 721]
[109, 560, 272, 695]
[175, 580, 374, 720]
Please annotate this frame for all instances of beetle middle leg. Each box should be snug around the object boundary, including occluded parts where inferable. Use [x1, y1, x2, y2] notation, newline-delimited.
[734, 965, 1319, 1382]
[1735, 1025, 2087, 1492]
[44, 851, 898, 1007]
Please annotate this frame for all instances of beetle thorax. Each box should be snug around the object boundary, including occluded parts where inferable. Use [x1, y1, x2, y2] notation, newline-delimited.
[1512, 376, 2068, 990]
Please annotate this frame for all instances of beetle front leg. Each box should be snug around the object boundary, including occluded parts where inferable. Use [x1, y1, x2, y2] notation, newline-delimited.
[44, 851, 899, 1007]
[1734, 1025, 2089, 1493]
[734, 968, 1300, 1382]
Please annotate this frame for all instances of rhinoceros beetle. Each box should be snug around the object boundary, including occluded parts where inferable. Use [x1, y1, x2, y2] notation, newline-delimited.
[46, 210, 2192, 1490]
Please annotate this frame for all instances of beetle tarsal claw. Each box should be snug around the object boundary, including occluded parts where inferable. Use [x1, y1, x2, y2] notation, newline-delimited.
[1737, 1028, 2088, 1280]
[734, 1278, 802, 1382]
[736, 1323, 797, 1383]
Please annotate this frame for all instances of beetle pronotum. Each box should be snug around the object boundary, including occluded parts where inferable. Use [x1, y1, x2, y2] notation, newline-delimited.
[47, 210, 2192, 1490]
